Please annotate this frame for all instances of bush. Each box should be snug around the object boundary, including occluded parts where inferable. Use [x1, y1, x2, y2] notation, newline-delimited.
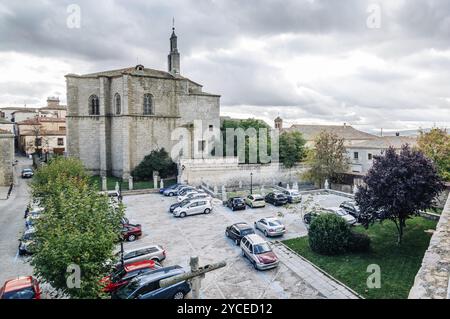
[308, 214, 351, 255]
[132, 148, 177, 181]
[348, 232, 371, 253]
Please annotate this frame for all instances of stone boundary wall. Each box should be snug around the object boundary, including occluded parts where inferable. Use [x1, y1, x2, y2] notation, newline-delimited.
[409, 194, 450, 299]
[178, 158, 308, 187]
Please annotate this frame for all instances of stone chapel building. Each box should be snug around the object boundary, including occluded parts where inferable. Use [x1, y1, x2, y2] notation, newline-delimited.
[66, 28, 221, 178]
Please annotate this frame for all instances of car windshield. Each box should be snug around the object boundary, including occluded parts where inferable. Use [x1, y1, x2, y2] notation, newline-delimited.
[291, 192, 300, 196]
[254, 198, 264, 201]
[268, 220, 282, 227]
[3, 287, 35, 299]
[179, 200, 190, 207]
[23, 169, 32, 172]
[114, 278, 143, 299]
[241, 228, 255, 236]
[111, 268, 127, 283]
[234, 198, 244, 203]
[275, 194, 285, 198]
[253, 243, 272, 254]
[335, 210, 347, 216]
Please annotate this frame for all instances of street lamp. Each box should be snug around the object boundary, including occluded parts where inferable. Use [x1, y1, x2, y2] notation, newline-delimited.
[250, 172, 253, 195]
[118, 178, 123, 203]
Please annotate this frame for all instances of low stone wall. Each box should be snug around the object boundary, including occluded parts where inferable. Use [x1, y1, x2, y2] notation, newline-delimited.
[409, 194, 450, 299]
[178, 158, 308, 187]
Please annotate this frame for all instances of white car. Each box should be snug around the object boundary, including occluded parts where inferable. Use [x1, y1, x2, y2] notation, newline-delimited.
[173, 199, 212, 218]
[177, 192, 210, 203]
[282, 190, 302, 203]
[325, 208, 357, 225]
[254, 217, 286, 237]
[177, 190, 200, 202]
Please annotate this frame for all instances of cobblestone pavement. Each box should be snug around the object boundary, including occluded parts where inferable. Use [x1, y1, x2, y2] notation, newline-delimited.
[0, 156, 33, 286]
[122, 192, 358, 299]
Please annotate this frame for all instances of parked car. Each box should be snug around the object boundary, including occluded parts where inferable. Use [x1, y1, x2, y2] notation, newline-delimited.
[225, 223, 255, 245]
[226, 197, 246, 211]
[18, 228, 36, 256]
[325, 208, 357, 225]
[173, 199, 212, 218]
[255, 217, 286, 237]
[245, 194, 266, 208]
[264, 192, 288, 206]
[282, 190, 302, 203]
[163, 185, 189, 196]
[177, 190, 205, 202]
[21, 168, 33, 179]
[303, 212, 319, 227]
[112, 265, 191, 299]
[240, 234, 279, 270]
[339, 201, 361, 219]
[0, 276, 41, 299]
[159, 183, 181, 194]
[121, 222, 142, 242]
[101, 260, 162, 293]
[169, 198, 191, 213]
[117, 245, 166, 267]
[178, 187, 198, 197]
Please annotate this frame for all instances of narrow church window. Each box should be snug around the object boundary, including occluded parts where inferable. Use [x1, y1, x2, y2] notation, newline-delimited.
[143, 94, 153, 115]
[115, 93, 121, 115]
[89, 95, 100, 115]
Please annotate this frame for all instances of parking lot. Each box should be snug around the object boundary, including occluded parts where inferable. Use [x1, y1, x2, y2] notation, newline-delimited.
[122, 191, 356, 299]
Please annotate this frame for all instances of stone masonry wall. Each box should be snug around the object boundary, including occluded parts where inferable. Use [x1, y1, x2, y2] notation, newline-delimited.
[409, 194, 450, 299]
[0, 133, 14, 186]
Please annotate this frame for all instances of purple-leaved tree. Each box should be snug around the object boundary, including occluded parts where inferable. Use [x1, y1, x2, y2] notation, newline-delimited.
[356, 145, 444, 244]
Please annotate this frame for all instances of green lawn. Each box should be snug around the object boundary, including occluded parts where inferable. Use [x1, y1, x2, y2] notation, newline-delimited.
[283, 217, 437, 299]
[90, 175, 176, 191]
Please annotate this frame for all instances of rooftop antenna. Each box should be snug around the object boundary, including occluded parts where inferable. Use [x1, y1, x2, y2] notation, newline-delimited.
[172, 17, 175, 30]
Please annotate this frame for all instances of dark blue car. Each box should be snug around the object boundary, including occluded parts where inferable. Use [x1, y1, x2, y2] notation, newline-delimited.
[111, 265, 191, 299]
[159, 183, 181, 194]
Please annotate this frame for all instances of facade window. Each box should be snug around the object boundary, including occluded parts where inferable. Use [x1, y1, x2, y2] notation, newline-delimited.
[143, 94, 153, 115]
[57, 138, 64, 146]
[368, 153, 373, 160]
[353, 152, 359, 160]
[198, 140, 206, 152]
[35, 138, 42, 147]
[89, 95, 100, 115]
[115, 93, 121, 115]
[209, 125, 214, 132]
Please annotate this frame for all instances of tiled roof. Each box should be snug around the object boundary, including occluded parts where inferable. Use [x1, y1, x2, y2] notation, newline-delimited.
[70, 66, 181, 80]
[284, 124, 377, 141]
[40, 105, 67, 111]
[20, 129, 66, 136]
[349, 136, 417, 149]
[17, 117, 65, 125]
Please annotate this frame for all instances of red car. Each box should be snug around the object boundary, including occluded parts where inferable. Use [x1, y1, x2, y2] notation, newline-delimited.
[101, 260, 161, 293]
[0, 276, 41, 299]
[121, 223, 142, 242]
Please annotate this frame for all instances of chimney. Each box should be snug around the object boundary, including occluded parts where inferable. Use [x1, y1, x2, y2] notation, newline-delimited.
[47, 97, 60, 108]
[396, 132, 400, 137]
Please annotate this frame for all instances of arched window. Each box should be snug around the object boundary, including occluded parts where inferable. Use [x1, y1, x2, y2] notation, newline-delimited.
[89, 95, 100, 115]
[114, 93, 121, 115]
[143, 94, 153, 115]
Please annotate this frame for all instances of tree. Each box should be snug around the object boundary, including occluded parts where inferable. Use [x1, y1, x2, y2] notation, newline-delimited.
[417, 128, 450, 182]
[279, 131, 307, 168]
[221, 118, 272, 163]
[30, 158, 124, 299]
[132, 148, 177, 181]
[356, 145, 444, 244]
[304, 131, 349, 187]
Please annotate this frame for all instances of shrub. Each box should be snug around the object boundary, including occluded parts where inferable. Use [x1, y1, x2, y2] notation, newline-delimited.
[348, 232, 371, 253]
[132, 148, 177, 181]
[308, 214, 351, 255]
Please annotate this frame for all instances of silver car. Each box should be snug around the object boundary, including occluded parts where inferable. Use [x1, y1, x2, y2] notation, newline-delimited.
[173, 199, 212, 218]
[118, 245, 166, 266]
[254, 217, 286, 237]
[325, 208, 357, 225]
[282, 190, 302, 203]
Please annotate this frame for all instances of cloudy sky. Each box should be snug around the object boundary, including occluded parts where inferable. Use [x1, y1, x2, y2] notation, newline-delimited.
[0, 0, 449, 133]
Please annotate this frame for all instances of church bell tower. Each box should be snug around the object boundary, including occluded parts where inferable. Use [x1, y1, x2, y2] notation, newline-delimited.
[168, 24, 180, 75]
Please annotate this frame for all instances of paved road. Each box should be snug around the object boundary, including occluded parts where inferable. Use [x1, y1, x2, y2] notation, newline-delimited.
[0, 156, 33, 285]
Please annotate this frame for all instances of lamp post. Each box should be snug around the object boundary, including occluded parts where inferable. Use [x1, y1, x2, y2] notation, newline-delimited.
[250, 172, 253, 195]
[118, 178, 123, 203]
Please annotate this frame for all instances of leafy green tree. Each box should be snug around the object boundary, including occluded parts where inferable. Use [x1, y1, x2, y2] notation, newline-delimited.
[221, 118, 272, 163]
[132, 148, 177, 181]
[356, 146, 444, 244]
[417, 128, 450, 181]
[304, 131, 349, 187]
[279, 131, 306, 168]
[309, 214, 351, 255]
[30, 158, 124, 299]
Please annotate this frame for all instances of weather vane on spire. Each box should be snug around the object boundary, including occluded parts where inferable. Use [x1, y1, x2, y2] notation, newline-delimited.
[172, 17, 175, 30]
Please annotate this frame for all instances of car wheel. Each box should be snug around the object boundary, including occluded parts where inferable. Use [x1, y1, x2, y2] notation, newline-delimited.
[169, 192, 174, 196]
[241, 249, 246, 257]
[127, 234, 136, 242]
[253, 261, 258, 269]
[264, 230, 268, 237]
[180, 212, 187, 218]
[173, 291, 185, 299]
[204, 208, 211, 214]
[235, 239, 239, 246]
[225, 230, 229, 237]
[151, 258, 160, 262]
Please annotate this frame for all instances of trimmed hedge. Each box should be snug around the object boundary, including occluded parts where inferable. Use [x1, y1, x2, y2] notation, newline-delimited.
[308, 214, 351, 255]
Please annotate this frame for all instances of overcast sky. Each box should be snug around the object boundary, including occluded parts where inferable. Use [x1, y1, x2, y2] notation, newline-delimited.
[0, 0, 449, 133]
